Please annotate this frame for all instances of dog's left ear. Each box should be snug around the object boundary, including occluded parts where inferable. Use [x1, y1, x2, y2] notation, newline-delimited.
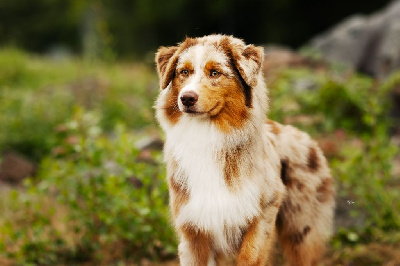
[232, 44, 264, 88]
[155, 46, 179, 90]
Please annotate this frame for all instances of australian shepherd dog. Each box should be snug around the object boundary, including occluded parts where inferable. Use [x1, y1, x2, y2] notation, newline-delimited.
[155, 35, 335, 266]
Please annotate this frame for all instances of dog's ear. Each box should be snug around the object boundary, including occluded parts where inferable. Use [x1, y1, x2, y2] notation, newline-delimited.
[220, 36, 264, 107]
[231, 43, 264, 88]
[155, 46, 179, 90]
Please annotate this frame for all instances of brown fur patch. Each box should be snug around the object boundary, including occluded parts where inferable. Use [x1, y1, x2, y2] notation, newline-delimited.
[177, 61, 194, 75]
[275, 210, 284, 231]
[281, 198, 293, 212]
[181, 224, 212, 265]
[237, 215, 277, 266]
[316, 178, 334, 203]
[243, 45, 259, 59]
[286, 225, 312, 246]
[223, 145, 244, 188]
[218, 37, 253, 107]
[280, 159, 292, 187]
[236, 218, 261, 265]
[296, 181, 304, 191]
[208, 76, 250, 132]
[243, 45, 263, 70]
[161, 54, 179, 90]
[303, 225, 311, 235]
[169, 177, 189, 216]
[260, 192, 280, 210]
[223, 225, 245, 253]
[163, 81, 182, 125]
[307, 147, 319, 171]
[266, 119, 281, 134]
[180, 37, 199, 51]
[291, 232, 304, 245]
[204, 61, 224, 78]
[220, 37, 263, 89]
[156, 46, 178, 77]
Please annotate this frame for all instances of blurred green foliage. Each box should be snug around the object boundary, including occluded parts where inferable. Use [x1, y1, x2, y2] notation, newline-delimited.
[1, 110, 175, 264]
[0, 48, 157, 160]
[0, 48, 399, 264]
[0, 48, 174, 263]
[269, 68, 392, 135]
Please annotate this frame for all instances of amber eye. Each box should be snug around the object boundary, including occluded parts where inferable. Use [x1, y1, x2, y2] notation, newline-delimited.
[180, 69, 189, 76]
[210, 70, 220, 78]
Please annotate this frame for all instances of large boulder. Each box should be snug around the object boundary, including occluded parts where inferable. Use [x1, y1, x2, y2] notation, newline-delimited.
[309, 0, 400, 78]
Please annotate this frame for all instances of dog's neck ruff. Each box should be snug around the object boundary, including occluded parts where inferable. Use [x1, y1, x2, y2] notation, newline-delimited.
[165, 115, 266, 253]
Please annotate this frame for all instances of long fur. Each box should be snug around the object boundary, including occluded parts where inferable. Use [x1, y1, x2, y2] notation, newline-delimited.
[155, 35, 335, 266]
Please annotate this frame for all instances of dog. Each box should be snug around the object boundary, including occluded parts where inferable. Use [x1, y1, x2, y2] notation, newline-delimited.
[155, 35, 335, 266]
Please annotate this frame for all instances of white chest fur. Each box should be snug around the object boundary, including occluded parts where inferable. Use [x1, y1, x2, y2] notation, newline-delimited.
[165, 116, 265, 252]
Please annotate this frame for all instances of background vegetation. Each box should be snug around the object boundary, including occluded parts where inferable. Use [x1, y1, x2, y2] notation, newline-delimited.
[0, 47, 399, 265]
[0, 0, 400, 264]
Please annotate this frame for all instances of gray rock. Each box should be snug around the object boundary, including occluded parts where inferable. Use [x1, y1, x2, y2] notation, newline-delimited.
[309, 0, 400, 78]
[311, 15, 371, 68]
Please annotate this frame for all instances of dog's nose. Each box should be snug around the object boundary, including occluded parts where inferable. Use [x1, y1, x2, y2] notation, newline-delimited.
[180, 91, 198, 107]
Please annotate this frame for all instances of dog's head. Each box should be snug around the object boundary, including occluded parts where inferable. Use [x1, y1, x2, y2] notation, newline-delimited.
[155, 35, 264, 132]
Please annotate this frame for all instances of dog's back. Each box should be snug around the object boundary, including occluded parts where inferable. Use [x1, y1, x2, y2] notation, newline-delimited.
[266, 120, 335, 265]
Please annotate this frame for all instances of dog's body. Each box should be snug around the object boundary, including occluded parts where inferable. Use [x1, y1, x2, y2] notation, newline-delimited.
[155, 35, 335, 265]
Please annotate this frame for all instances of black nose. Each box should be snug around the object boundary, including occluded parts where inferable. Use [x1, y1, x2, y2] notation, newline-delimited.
[180, 91, 198, 107]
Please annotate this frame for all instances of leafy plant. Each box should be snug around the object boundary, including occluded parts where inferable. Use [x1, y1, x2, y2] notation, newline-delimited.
[0, 109, 175, 264]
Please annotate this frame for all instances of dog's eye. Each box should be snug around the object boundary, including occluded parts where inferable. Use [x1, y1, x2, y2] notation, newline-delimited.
[180, 69, 189, 76]
[210, 70, 220, 78]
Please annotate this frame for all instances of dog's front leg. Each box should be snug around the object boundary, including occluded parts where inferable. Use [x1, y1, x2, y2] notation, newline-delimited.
[179, 225, 216, 266]
[236, 214, 278, 266]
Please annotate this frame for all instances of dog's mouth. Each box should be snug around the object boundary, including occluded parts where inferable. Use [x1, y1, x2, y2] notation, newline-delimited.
[181, 103, 222, 116]
[181, 106, 205, 115]
[184, 108, 201, 114]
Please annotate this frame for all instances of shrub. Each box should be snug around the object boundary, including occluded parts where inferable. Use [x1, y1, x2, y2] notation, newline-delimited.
[0, 109, 175, 264]
[269, 68, 391, 135]
[0, 85, 75, 160]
